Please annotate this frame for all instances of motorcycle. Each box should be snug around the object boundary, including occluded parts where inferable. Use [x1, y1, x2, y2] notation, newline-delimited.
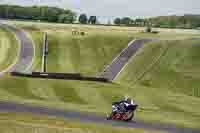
[106, 99, 138, 121]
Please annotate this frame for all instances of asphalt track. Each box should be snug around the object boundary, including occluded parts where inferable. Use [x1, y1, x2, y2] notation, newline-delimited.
[0, 101, 199, 133]
[98, 39, 154, 80]
[0, 22, 34, 74]
[0, 25, 199, 132]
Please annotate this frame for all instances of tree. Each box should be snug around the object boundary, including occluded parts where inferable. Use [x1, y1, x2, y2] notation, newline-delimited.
[0, 5, 76, 23]
[58, 13, 75, 24]
[121, 17, 132, 25]
[79, 14, 88, 24]
[64, 14, 75, 23]
[114, 18, 121, 25]
[145, 26, 152, 33]
[88, 16, 97, 24]
[135, 18, 145, 26]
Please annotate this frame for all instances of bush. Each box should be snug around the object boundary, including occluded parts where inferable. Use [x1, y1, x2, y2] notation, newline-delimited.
[145, 27, 152, 33]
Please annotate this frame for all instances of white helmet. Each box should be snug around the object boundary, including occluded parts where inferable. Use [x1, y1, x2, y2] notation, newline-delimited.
[124, 96, 131, 104]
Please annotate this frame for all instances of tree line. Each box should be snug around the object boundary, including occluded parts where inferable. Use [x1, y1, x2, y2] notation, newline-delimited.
[113, 15, 200, 29]
[0, 5, 100, 24]
[0, 5, 200, 29]
[0, 5, 76, 23]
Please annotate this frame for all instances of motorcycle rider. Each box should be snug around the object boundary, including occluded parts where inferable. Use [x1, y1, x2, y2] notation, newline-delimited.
[107, 96, 138, 121]
[112, 96, 136, 113]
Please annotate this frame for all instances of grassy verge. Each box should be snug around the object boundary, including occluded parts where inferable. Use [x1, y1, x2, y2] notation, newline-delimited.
[0, 112, 167, 133]
[0, 27, 18, 71]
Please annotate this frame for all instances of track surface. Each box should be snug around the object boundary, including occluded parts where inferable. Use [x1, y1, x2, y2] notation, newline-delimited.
[98, 39, 153, 80]
[0, 23, 34, 74]
[0, 101, 199, 133]
[0, 25, 199, 132]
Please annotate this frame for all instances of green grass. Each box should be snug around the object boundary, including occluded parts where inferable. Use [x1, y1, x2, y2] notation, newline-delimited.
[0, 75, 200, 128]
[0, 20, 199, 130]
[0, 75, 124, 113]
[0, 27, 18, 71]
[46, 30, 133, 75]
[117, 40, 200, 96]
[116, 40, 200, 128]
[0, 112, 167, 133]
[13, 21, 134, 75]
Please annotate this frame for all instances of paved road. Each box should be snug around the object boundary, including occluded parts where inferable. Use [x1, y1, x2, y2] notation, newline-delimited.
[0, 23, 34, 74]
[0, 101, 199, 133]
[98, 39, 154, 80]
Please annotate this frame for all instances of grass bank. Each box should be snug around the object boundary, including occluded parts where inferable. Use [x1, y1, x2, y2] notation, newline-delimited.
[0, 20, 199, 129]
[116, 39, 200, 128]
[0, 27, 18, 71]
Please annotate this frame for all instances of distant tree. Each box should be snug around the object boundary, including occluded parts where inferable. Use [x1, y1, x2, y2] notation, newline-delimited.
[79, 14, 88, 24]
[0, 4, 76, 23]
[121, 17, 132, 25]
[114, 18, 121, 25]
[178, 16, 187, 28]
[58, 14, 66, 23]
[88, 16, 97, 24]
[135, 18, 145, 26]
[145, 26, 152, 33]
[58, 13, 75, 23]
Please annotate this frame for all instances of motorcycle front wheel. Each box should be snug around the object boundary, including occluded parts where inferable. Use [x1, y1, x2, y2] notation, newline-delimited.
[124, 112, 134, 122]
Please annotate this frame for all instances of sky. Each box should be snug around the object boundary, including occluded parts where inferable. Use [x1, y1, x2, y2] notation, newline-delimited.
[0, 0, 199, 22]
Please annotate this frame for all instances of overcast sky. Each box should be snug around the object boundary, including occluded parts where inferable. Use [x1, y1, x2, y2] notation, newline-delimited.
[0, 0, 199, 21]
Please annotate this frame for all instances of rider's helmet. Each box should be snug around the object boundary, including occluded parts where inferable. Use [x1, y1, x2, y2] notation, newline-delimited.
[124, 96, 132, 104]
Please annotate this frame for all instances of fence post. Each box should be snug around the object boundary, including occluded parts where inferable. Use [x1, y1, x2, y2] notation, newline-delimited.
[42, 32, 48, 72]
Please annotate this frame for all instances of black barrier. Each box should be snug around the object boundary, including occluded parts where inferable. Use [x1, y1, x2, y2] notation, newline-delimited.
[11, 72, 110, 83]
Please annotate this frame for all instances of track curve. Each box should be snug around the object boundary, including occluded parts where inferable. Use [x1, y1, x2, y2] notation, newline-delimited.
[0, 23, 34, 75]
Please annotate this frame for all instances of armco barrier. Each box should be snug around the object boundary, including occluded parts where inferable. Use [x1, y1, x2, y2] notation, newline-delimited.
[11, 72, 110, 83]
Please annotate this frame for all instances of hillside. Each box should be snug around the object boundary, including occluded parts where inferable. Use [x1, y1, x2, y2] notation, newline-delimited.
[0, 21, 200, 129]
[13, 21, 134, 75]
[117, 39, 200, 97]
[116, 39, 200, 127]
